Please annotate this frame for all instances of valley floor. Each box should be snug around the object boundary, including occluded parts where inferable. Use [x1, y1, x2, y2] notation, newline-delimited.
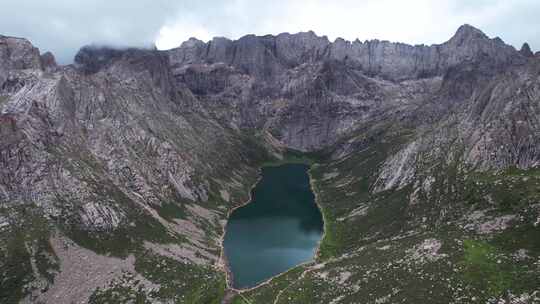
[230, 147, 540, 304]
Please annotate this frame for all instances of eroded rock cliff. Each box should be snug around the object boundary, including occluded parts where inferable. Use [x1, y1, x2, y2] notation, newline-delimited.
[1, 24, 539, 303]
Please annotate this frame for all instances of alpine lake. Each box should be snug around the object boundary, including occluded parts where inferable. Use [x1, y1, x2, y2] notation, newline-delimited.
[223, 163, 324, 289]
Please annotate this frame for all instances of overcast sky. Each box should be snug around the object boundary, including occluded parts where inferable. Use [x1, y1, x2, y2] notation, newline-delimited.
[1, 0, 538, 64]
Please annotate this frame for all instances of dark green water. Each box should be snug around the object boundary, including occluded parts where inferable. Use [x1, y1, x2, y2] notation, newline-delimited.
[223, 163, 324, 289]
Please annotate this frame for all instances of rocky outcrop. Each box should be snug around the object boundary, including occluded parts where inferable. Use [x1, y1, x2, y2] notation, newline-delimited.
[519, 42, 534, 57]
[40, 51, 57, 71]
[1, 24, 540, 303]
[0, 26, 532, 236]
[1, 36, 263, 303]
[0, 35, 44, 97]
[168, 24, 522, 83]
[0, 35, 42, 71]
[165, 24, 532, 155]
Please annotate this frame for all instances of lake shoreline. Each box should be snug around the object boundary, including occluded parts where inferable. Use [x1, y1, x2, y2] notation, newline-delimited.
[308, 165, 328, 262]
[219, 163, 325, 296]
[218, 173, 262, 293]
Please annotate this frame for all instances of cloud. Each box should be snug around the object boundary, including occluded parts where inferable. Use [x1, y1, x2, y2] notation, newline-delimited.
[155, 0, 540, 51]
[1, 0, 539, 64]
[0, 0, 178, 63]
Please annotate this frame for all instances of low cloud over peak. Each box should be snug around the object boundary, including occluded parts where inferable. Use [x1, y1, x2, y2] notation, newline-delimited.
[2, 0, 539, 64]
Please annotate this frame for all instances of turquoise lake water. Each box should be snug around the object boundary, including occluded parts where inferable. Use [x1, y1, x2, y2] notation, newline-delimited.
[223, 163, 324, 289]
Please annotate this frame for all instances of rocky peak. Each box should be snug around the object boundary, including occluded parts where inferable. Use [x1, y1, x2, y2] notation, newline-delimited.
[168, 38, 208, 67]
[75, 45, 176, 99]
[74, 45, 126, 74]
[167, 24, 522, 82]
[519, 42, 534, 57]
[205, 37, 233, 63]
[1, 26, 540, 304]
[439, 24, 521, 74]
[444, 24, 508, 52]
[275, 31, 330, 66]
[0, 35, 45, 95]
[0, 35, 42, 71]
[275, 30, 329, 46]
[451, 24, 489, 42]
[180, 37, 206, 49]
[40, 51, 57, 71]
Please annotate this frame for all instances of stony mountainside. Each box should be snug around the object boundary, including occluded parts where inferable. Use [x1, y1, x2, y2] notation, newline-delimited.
[1, 25, 539, 304]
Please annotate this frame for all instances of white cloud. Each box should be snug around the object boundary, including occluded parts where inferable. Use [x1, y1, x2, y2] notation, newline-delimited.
[1, 0, 538, 63]
[0, 0, 178, 63]
[155, 21, 215, 49]
[155, 0, 539, 51]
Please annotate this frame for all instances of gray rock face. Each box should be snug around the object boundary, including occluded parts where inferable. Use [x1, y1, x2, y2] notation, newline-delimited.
[166, 24, 531, 154]
[0, 35, 42, 71]
[164, 24, 540, 195]
[168, 24, 521, 82]
[40, 51, 57, 71]
[1, 24, 540, 303]
[0, 38, 259, 253]
[519, 42, 534, 57]
[326, 24, 519, 80]
[0, 35, 44, 94]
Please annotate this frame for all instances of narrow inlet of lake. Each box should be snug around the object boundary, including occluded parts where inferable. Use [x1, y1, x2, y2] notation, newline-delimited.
[223, 163, 324, 289]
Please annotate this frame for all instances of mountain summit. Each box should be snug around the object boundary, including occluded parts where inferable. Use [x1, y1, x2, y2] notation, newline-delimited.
[1, 25, 539, 304]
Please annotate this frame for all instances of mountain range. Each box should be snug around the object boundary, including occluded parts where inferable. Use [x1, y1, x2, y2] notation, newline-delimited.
[1, 24, 539, 303]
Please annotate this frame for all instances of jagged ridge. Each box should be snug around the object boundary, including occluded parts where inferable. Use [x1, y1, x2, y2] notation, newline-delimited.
[1, 24, 539, 303]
